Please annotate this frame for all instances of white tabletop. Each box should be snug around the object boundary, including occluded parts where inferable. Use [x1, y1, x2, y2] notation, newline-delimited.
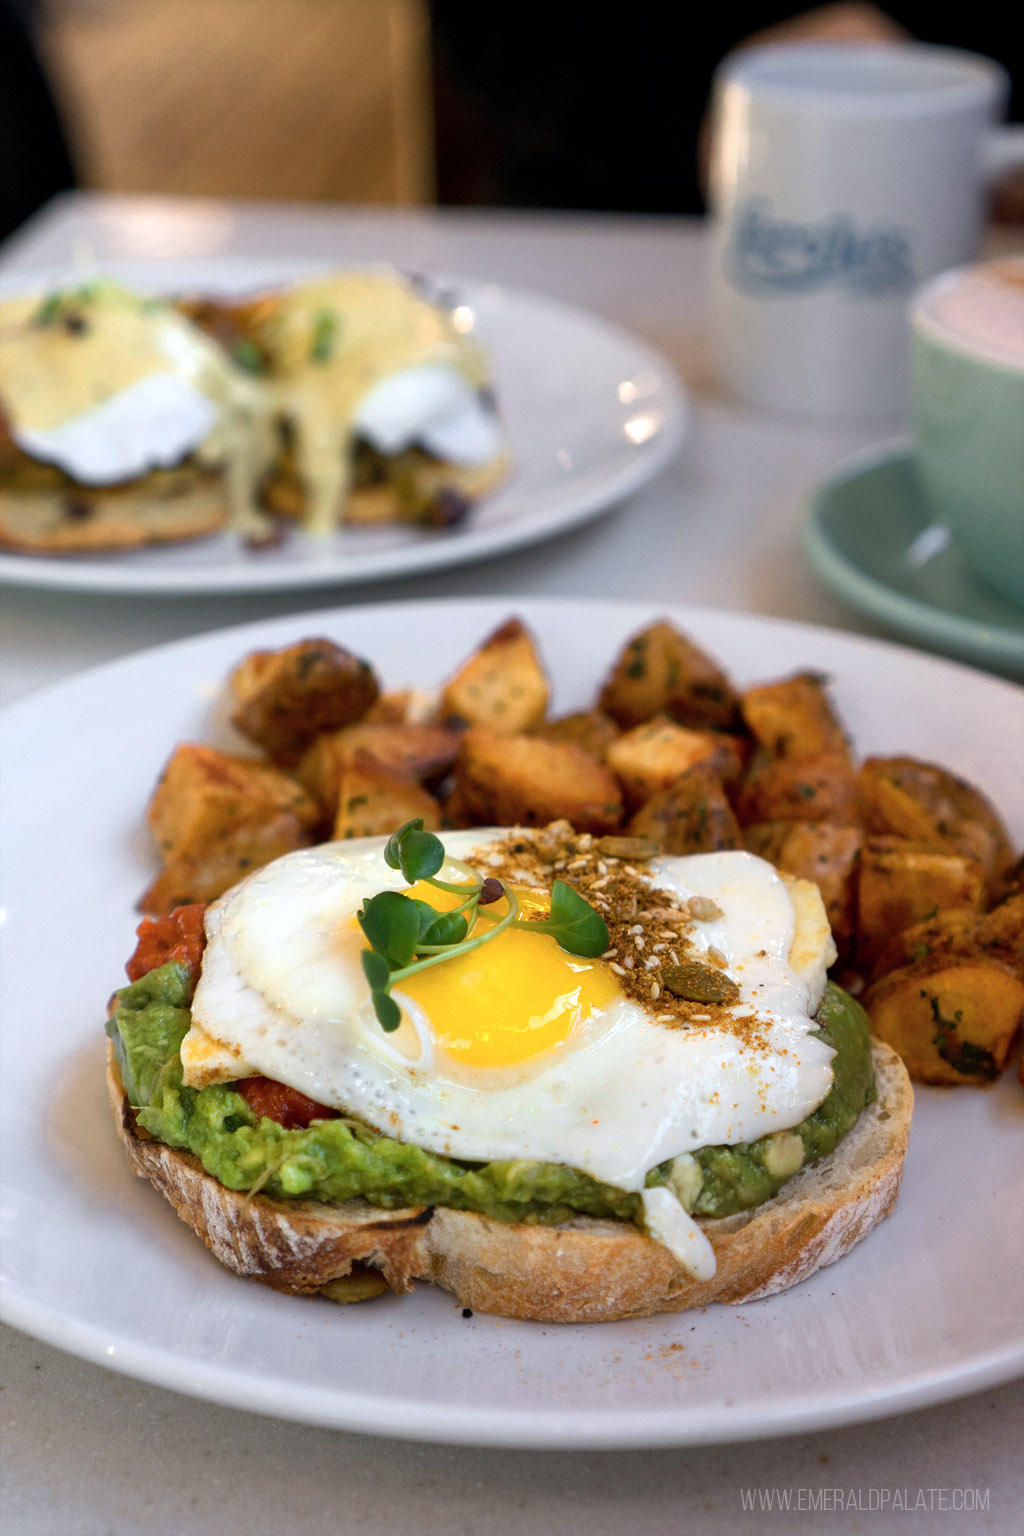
[1, 194, 1022, 1535]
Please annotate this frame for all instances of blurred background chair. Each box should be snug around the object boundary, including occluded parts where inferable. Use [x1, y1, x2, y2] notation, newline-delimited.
[2, 0, 1021, 244]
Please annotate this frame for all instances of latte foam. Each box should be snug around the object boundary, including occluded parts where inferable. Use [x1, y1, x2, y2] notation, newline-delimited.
[915, 257, 1024, 370]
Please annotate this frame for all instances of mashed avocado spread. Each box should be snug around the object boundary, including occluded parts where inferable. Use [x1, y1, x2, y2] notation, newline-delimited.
[107, 967, 874, 1226]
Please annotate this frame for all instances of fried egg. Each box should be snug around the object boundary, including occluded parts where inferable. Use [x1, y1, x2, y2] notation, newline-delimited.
[185, 832, 836, 1279]
[0, 280, 264, 494]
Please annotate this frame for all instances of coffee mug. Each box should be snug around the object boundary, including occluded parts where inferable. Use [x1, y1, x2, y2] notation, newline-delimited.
[911, 257, 1024, 608]
[708, 43, 1008, 419]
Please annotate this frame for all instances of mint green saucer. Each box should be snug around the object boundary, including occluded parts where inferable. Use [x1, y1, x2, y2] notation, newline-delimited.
[804, 440, 1024, 678]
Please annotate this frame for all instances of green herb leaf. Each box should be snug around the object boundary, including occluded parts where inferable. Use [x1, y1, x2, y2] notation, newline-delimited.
[361, 948, 391, 990]
[32, 293, 63, 327]
[310, 307, 339, 363]
[384, 819, 445, 882]
[518, 879, 609, 957]
[358, 891, 423, 968]
[420, 910, 469, 947]
[371, 990, 403, 1032]
[231, 338, 265, 375]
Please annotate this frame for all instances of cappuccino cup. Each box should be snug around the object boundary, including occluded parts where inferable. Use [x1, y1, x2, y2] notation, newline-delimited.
[708, 43, 1008, 419]
[911, 257, 1024, 608]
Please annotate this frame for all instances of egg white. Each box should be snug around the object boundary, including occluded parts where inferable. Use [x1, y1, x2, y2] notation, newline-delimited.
[352, 363, 503, 466]
[14, 373, 220, 485]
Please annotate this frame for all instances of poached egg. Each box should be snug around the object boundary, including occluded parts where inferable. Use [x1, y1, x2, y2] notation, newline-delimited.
[0, 280, 266, 516]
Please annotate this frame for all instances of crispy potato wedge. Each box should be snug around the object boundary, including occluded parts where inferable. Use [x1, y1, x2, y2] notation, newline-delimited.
[451, 727, 623, 832]
[744, 821, 862, 961]
[332, 751, 442, 841]
[857, 838, 985, 975]
[143, 744, 319, 912]
[732, 748, 860, 827]
[147, 743, 319, 862]
[741, 672, 851, 760]
[864, 955, 1024, 1084]
[597, 621, 742, 732]
[532, 710, 621, 761]
[607, 717, 743, 808]
[859, 756, 1014, 896]
[141, 812, 315, 914]
[297, 723, 460, 816]
[361, 688, 441, 726]
[874, 893, 1024, 979]
[229, 639, 379, 761]
[626, 764, 743, 855]
[440, 619, 550, 732]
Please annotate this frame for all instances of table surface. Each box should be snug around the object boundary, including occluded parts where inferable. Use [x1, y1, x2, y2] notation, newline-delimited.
[1, 193, 1022, 1536]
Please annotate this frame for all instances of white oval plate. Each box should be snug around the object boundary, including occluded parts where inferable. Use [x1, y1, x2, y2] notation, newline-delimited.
[1, 597, 1022, 1448]
[0, 259, 687, 595]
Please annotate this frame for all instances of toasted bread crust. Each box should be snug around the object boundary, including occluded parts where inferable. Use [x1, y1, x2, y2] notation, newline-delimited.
[0, 479, 229, 553]
[0, 451, 508, 554]
[107, 1039, 912, 1322]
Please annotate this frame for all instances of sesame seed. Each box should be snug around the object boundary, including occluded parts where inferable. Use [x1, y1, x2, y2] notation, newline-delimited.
[650, 982, 661, 1000]
[609, 962, 626, 976]
[623, 956, 635, 970]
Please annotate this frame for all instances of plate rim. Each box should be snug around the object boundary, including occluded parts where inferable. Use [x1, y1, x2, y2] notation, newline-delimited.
[2, 1285, 1022, 1450]
[2, 593, 1022, 1449]
[803, 437, 1024, 675]
[0, 258, 688, 596]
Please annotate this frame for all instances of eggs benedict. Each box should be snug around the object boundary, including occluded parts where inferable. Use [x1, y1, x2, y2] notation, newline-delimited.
[242, 268, 509, 534]
[0, 279, 269, 552]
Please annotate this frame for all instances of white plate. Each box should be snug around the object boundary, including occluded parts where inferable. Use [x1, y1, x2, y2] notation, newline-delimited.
[2, 597, 1022, 1449]
[0, 259, 687, 595]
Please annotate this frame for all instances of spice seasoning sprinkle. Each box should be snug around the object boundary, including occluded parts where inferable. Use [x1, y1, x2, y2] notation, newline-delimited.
[472, 821, 766, 1036]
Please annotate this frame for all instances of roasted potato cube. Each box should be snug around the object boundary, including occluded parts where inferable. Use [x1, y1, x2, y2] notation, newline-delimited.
[859, 756, 1014, 896]
[875, 893, 1024, 979]
[440, 619, 550, 732]
[141, 812, 315, 914]
[297, 723, 460, 816]
[362, 688, 440, 725]
[741, 672, 851, 760]
[147, 743, 319, 863]
[532, 710, 621, 761]
[857, 838, 985, 975]
[597, 621, 742, 733]
[607, 717, 743, 808]
[626, 765, 743, 855]
[864, 955, 1024, 1084]
[332, 751, 442, 841]
[732, 748, 859, 827]
[744, 821, 862, 960]
[451, 727, 623, 832]
[229, 638, 380, 761]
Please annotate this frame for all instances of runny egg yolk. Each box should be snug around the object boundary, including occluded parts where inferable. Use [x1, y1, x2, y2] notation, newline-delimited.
[368, 882, 621, 1069]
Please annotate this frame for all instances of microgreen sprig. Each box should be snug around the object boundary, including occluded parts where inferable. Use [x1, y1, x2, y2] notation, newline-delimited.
[358, 820, 609, 1032]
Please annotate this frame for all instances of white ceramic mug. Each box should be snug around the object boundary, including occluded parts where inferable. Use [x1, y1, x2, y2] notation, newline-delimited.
[707, 43, 1008, 420]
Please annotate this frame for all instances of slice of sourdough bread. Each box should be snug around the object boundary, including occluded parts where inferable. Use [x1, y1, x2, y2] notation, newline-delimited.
[107, 1039, 912, 1323]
